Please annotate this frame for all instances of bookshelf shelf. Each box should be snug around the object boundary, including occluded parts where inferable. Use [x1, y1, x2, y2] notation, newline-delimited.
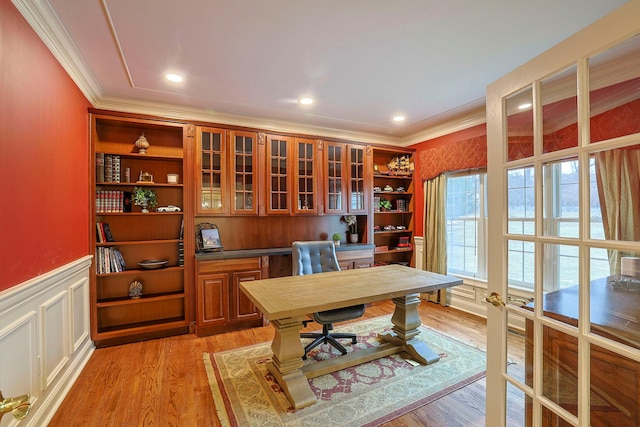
[90, 110, 192, 347]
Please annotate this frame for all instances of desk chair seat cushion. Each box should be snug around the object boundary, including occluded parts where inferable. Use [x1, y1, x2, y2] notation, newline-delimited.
[312, 305, 365, 324]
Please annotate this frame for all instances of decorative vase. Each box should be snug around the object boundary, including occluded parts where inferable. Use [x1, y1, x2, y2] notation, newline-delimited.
[140, 200, 149, 213]
[135, 132, 150, 154]
[350, 233, 359, 244]
[333, 239, 341, 246]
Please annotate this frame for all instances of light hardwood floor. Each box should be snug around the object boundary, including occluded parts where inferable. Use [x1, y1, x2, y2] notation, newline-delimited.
[49, 301, 525, 426]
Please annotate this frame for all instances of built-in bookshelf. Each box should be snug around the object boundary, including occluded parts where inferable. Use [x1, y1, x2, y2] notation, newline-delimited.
[90, 110, 193, 347]
[371, 147, 415, 267]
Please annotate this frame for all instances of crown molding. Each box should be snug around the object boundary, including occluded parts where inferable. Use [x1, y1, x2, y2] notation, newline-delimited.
[13, 0, 103, 104]
[95, 97, 406, 146]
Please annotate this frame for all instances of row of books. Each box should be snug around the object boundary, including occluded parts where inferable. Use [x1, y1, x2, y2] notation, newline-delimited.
[96, 190, 132, 213]
[96, 153, 122, 183]
[96, 222, 115, 242]
[96, 247, 126, 274]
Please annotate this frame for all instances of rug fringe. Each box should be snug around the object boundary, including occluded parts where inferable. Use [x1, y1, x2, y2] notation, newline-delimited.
[203, 353, 232, 427]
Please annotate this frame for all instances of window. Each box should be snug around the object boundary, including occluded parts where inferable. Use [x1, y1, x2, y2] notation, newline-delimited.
[445, 161, 608, 290]
[445, 172, 487, 279]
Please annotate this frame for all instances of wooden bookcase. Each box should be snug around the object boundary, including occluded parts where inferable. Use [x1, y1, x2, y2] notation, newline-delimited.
[89, 110, 194, 347]
[372, 147, 415, 267]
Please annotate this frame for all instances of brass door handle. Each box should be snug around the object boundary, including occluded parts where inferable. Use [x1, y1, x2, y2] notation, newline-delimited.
[485, 292, 505, 307]
[0, 391, 30, 421]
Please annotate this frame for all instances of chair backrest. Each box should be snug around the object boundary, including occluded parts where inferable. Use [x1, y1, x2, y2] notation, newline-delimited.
[292, 241, 341, 276]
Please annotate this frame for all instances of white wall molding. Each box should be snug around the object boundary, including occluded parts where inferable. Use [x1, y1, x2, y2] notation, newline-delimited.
[0, 256, 93, 427]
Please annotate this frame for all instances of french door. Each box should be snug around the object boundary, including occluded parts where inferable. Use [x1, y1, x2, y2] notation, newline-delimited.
[486, 3, 640, 426]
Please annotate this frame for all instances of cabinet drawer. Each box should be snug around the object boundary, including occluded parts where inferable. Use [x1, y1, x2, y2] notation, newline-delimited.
[197, 257, 262, 274]
[336, 249, 374, 261]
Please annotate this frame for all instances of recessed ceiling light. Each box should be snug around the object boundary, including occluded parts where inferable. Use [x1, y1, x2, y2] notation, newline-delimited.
[165, 73, 184, 83]
[298, 97, 314, 105]
[393, 115, 406, 123]
[518, 103, 532, 110]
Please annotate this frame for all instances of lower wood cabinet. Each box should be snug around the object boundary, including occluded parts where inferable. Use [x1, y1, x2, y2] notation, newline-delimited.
[196, 256, 268, 336]
[336, 248, 374, 270]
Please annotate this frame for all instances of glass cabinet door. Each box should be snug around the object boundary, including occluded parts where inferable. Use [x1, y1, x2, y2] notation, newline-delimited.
[197, 127, 227, 214]
[231, 130, 258, 215]
[324, 142, 346, 213]
[266, 135, 292, 214]
[348, 144, 368, 213]
[294, 138, 318, 214]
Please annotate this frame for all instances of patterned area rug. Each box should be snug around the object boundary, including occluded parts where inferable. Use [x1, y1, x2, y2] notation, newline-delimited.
[204, 315, 486, 427]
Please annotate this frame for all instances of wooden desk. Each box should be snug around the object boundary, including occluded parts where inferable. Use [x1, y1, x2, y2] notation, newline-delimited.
[240, 264, 462, 409]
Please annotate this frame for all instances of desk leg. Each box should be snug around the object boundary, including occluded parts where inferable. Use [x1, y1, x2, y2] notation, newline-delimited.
[266, 317, 317, 409]
[379, 293, 441, 365]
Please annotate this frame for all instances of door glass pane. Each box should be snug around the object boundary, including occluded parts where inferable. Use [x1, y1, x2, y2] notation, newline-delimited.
[541, 243, 579, 326]
[542, 159, 579, 238]
[543, 325, 579, 419]
[507, 167, 535, 235]
[507, 239, 535, 290]
[590, 343, 639, 425]
[542, 65, 578, 153]
[590, 247, 640, 348]
[506, 85, 534, 161]
[506, 310, 527, 383]
[589, 34, 640, 143]
[506, 381, 526, 427]
[590, 145, 640, 242]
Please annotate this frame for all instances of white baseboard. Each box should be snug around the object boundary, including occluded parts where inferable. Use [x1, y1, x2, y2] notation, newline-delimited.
[0, 256, 94, 427]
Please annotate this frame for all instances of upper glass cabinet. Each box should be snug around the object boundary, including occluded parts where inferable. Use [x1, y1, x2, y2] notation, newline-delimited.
[197, 127, 227, 214]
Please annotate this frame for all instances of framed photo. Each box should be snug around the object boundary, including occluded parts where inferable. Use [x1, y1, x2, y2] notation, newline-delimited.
[195, 223, 223, 252]
[201, 228, 222, 250]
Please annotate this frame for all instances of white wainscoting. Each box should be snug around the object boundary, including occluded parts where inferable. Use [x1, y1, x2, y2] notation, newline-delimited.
[0, 256, 93, 427]
[414, 236, 489, 319]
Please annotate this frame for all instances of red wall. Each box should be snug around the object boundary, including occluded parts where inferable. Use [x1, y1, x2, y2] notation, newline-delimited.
[0, 0, 91, 291]
[409, 124, 488, 237]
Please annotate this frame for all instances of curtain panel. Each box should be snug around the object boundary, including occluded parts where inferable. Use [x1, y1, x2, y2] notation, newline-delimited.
[422, 174, 450, 305]
[595, 148, 640, 273]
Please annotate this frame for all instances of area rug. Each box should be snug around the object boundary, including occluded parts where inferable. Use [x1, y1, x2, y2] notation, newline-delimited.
[203, 315, 486, 427]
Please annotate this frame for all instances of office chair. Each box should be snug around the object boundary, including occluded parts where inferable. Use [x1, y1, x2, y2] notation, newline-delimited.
[292, 241, 366, 359]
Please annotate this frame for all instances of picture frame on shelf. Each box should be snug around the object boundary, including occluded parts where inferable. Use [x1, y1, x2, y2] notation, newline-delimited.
[195, 223, 223, 252]
[202, 228, 222, 249]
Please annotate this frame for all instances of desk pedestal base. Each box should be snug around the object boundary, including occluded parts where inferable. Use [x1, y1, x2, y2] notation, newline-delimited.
[268, 294, 440, 409]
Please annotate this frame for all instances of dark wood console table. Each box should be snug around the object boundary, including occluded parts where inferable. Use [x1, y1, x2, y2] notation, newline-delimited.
[524, 278, 640, 426]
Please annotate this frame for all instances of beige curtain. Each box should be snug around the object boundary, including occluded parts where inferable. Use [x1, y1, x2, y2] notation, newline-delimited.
[422, 174, 450, 305]
[595, 148, 640, 273]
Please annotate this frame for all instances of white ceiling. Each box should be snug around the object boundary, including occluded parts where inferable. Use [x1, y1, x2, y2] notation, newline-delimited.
[16, 0, 627, 145]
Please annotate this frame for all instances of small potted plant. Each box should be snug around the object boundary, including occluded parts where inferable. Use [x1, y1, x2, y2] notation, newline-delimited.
[133, 187, 157, 213]
[344, 215, 358, 243]
[380, 198, 392, 211]
[332, 233, 342, 246]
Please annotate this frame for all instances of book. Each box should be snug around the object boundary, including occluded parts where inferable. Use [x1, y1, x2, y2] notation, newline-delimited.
[103, 223, 115, 242]
[123, 191, 132, 212]
[96, 153, 105, 183]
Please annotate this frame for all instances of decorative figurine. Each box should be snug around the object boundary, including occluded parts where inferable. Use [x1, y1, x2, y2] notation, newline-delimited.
[135, 132, 150, 154]
[129, 281, 143, 299]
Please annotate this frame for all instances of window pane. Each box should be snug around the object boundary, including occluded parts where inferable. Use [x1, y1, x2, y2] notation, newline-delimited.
[508, 167, 535, 236]
[590, 145, 640, 242]
[506, 85, 534, 161]
[541, 65, 578, 153]
[446, 173, 487, 279]
[589, 34, 640, 143]
[543, 159, 579, 238]
[508, 239, 535, 290]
